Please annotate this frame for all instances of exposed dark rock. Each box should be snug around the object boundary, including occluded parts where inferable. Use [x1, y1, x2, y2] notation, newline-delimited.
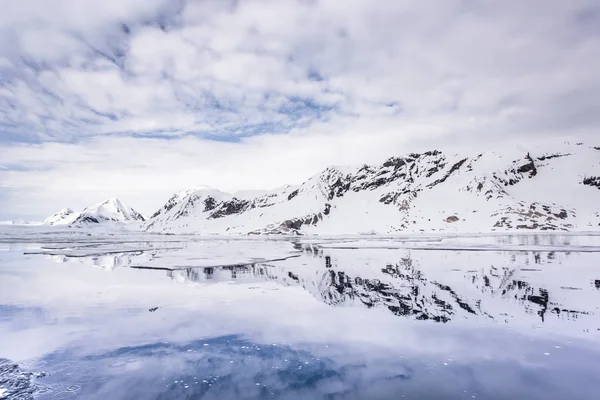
[203, 197, 217, 211]
[287, 189, 299, 200]
[537, 153, 571, 161]
[382, 157, 406, 169]
[149, 307, 159, 312]
[208, 198, 250, 219]
[364, 177, 389, 190]
[323, 203, 331, 216]
[517, 153, 538, 177]
[287, 271, 299, 281]
[446, 215, 459, 223]
[73, 215, 100, 224]
[425, 160, 447, 177]
[494, 217, 512, 229]
[493, 154, 539, 187]
[150, 209, 163, 219]
[517, 223, 539, 230]
[553, 209, 568, 219]
[379, 193, 398, 205]
[328, 178, 351, 200]
[427, 158, 468, 189]
[583, 176, 600, 190]
[282, 219, 303, 230]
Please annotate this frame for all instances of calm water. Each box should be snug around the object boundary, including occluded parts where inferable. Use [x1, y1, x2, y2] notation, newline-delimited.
[1, 233, 599, 399]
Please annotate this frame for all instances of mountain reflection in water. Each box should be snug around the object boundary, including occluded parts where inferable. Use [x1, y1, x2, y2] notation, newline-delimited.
[49, 240, 597, 329]
[1, 234, 599, 400]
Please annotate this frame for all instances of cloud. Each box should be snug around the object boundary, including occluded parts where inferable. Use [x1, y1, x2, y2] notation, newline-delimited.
[0, 0, 599, 218]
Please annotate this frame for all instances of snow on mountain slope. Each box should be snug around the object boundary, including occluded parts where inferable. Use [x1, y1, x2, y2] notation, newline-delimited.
[43, 198, 145, 226]
[43, 208, 78, 225]
[72, 198, 145, 225]
[145, 142, 600, 234]
[149, 188, 205, 219]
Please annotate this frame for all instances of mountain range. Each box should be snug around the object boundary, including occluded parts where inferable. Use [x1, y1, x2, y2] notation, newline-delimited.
[43, 142, 600, 234]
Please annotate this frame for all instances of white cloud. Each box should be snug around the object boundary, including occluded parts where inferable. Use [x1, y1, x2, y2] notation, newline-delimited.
[1, 120, 588, 220]
[0, 0, 599, 218]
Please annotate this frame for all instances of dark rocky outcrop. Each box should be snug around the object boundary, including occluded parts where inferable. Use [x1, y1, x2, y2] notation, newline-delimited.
[427, 158, 468, 189]
[208, 198, 250, 219]
[517, 153, 538, 177]
[287, 189, 299, 200]
[537, 153, 570, 161]
[583, 176, 600, 190]
[203, 196, 217, 211]
[382, 157, 406, 169]
[73, 215, 101, 224]
[492, 153, 541, 187]
[327, 177, 351, 200]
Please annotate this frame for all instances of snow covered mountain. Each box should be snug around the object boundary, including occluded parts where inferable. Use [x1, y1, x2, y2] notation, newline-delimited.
[149, 188, 214, 220]
[43, 208, 78, 225]
[72, 198, 145, 225]
[146, 142, 600, 234]
[44, 198, 145, 226]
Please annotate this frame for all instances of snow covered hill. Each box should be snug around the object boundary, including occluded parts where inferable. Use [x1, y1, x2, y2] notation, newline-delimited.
[43, 208, 78, 225]
[44, 198, 145, 226]
[145, 142, 600, 234]
[73, 198, 145, 225]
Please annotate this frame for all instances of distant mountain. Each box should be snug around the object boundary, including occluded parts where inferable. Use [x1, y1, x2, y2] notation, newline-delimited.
[44, 198, 145, 226]
[43, 208, 78, 225]
[72, 198, 145, 225]
[145, 142, 600, 234]
[0, 219, 42, 226]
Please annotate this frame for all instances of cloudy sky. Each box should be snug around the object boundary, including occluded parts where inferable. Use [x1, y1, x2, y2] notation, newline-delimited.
[1, 0, 599, 220]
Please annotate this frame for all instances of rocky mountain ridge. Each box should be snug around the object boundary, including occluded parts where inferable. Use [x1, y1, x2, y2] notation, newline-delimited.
[144, 142, 600, 234]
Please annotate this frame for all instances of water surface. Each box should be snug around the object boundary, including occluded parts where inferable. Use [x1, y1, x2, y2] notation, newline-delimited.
[1, 233, 599, 399]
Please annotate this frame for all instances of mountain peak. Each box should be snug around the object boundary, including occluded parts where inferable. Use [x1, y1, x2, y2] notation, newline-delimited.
[43, 207, 77, 225]
[77, 197, 144, 224]
[44, 198, 145, 226]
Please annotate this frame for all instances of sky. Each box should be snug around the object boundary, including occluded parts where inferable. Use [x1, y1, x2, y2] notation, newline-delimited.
[1, 0, 599, 220]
